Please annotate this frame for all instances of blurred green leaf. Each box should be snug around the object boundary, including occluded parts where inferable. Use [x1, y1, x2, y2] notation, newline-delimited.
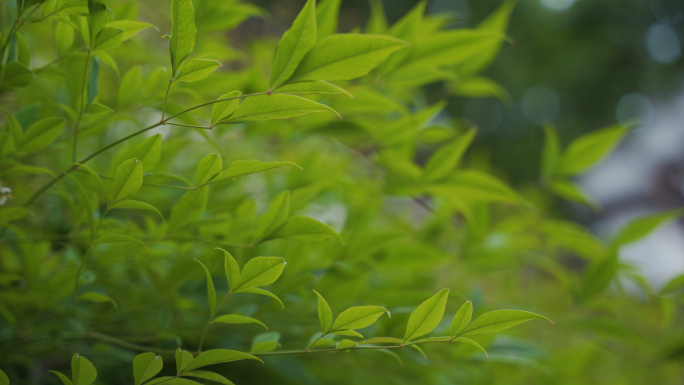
[559, 124, 628, 175]
[111, 200, 164, 221]
[78, 291, 117, 309]
[611, 209, 684, 248]
[210, 91, 241, 125]
[182, 371, 233, 385]
[268, 215, 345, 245]
[195, 153, 222, 186]
[423, 128, 476, 182]
[18, 117, 65, 153]
[194, 258, 217, 317]
[316, 0, 341, 40]
[288, 34, 409, 82]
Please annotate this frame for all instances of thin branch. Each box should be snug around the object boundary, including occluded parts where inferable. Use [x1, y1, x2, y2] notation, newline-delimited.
[72, 49, 92, 162]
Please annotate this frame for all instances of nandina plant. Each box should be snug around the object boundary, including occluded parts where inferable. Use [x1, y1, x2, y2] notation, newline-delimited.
[1, 0, 682, 384]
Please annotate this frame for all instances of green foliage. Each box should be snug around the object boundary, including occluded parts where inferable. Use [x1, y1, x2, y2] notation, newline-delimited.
[0, 0, 679, 384]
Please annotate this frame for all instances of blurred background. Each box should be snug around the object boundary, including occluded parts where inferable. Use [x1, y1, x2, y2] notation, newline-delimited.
[251, 0, 684, 288]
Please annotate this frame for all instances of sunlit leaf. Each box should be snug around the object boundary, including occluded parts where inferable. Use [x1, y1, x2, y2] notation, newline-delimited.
[221, 94, 339, 124]
[212, 314, 268, 330]
[181, 349, 262, 373]
[460, 310, 553, 336]
[268, 215, 345, 245]
[450, 301, 473, 338]
[112, 158, 143, 203]
[174, 58, 221, 82]
[313, 290, 333, 333]
[330, 306, 387, 331]
[270, 0, 317, 88]
[170, 0, 197, 72]
[558, 123, 628, 175]
[404, 289, 449, 343]
[235, 257, 286, 290]
[288, 34, 408, 82]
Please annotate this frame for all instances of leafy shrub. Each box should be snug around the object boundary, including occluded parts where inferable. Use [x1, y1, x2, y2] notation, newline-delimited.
[1, 0, 683, 384]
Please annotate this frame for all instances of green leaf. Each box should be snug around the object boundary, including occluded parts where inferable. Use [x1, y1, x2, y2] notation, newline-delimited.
[365, 0, 387, 34]
[0, 207, 30, 225]
[18, 117, 65, 152]
[459, 0, 517, 75]
[221, 94, 338, 124]
[107, 20, 158, 41]
[1, 165, 55, 178]
[558, 123, 628, 175]
[316, 0, 341, 40]
[313, 290, 333, 333]
[195, 153, 222, 186]
[70, 163, 107, 201]
[0, 62, 34, 89]
[336, 339, 357, 350]
[194, 258, 217, 317]
[87, 0, 109, 45]
[95, 233, 146, 247]
[427, 170, 521, 204]
[329, 329, 363, 338]
[269, 0, 317, 88]
[232, 287, 284, 308]
[330, 306, 387, 331]
[541, 124, 561, 179]
[175, 349, 194, 375]
[403, 289, 449, 343]
[423, 127, 476, 182]
[250, 332, 281, 353]
[209, 160, 302, 185]
[579, 252, 620, 298]
[64, 173, 95, 240]
[168, 188, 208, 231]
[268, 215, 345, 245]
[129, 134, 162, 172]
[93, 27, 124, 51]
[216, 248, 240, 292]
[182, 371, 234, 385]
[548, 180, 599, 209]
[454, 337, 488, 358]
[288, 34, 408, 82]
[111, 200, 164, 221]
[170, 0, 196, 72]
[71, 354, 97, 385]
[133, 352, 163, 385]
[452, 76, 509, 100]
[84, 102, 112, 116]
[212, 314, 268, 330]
[0, 369, 9, 385]
[210, 91, 241, 125]
[235, 257, 286, 290]
[450, 301, 473, 338]
[409, 344, 427, 360]
[112, 158, 143, 203]
[611, 209, 684, 248]
[78, 291, 117, 309]
[86, 56, 99, 106]
[174, 58, 221, 82]
[407, 30, 504, 69]
[275, 80, 352, 98]
[252, 191, 290, 244]
[50, 371, 73, 385]
[181, 349, 262, 373]
[460, 310, 553, 336]
[3, 111, 23, 147]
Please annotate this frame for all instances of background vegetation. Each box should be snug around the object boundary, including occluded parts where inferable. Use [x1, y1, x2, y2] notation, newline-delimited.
[1, 0, 683, 384]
